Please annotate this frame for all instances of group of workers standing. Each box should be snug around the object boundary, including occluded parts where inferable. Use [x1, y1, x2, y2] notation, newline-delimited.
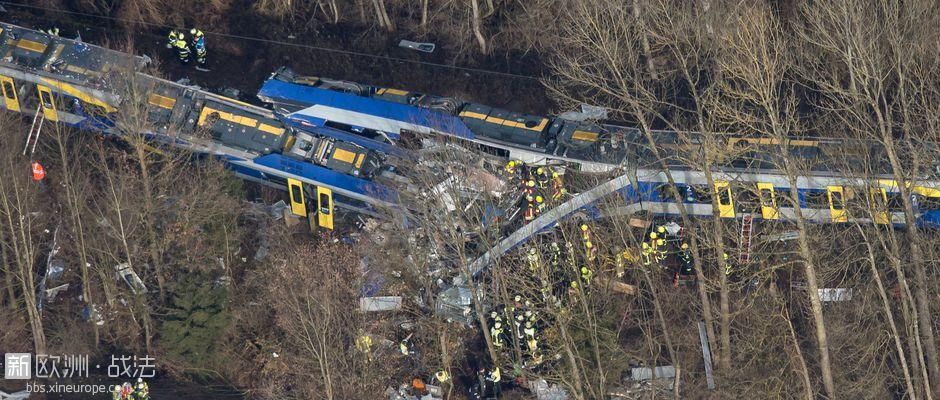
[504, 160, 567, 222]
[111, 378, 150, 400]
[489, 295, 546, 368]
[167, 29, 209, 71]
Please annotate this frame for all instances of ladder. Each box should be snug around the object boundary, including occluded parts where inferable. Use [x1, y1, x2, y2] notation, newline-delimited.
[22, 110, 45, 156]
[739, 214, 753, 264]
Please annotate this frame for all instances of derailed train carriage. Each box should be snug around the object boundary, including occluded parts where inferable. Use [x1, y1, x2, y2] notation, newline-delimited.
[0, 21, 938, 232]
[0, 23, 409, 229]
[256, 68, 940, 228]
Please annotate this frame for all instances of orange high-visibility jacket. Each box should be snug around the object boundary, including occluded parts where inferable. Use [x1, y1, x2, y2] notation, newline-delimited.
[31, 162, 46, 181]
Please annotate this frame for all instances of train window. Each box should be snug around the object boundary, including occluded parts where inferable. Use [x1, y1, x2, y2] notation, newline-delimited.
[319, 193, 331, 215]
[919, 195, 940, 210]
[804, 191, 829, 208]
[887, 193, 905, 211]
[39, 91, 53, 108]
[870, 188, 886, 209]
[206, 111, 221, 126]
[290, 185, 303, 204]
[656, 184, 681, 202]
[830, 190, 845, 210]
[776, 191, 796, 208]
[759, 188, 774, 207]
[691, 185, 713, 204]
[717, 186, 732, 205]
[737, 188, 760, 210]
[2, 81, 14, 99]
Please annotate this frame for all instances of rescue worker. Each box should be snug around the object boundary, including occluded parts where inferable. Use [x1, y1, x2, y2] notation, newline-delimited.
[399, 335, 413, 356]
[487, 367, 502, 396]
[523, 321, 536, 339]
[31, 161, 46, 182]
[524, 195, 536, 221]
[514, 311, 525, 328]
[580, 266, 593, 285]
[135, 378, 149, 400]
[172, 32, 191, 64]
[355, 331, 373, 359]
[505, 160, 517, 176]
[723, 252, 732, 276]
[641, 242, 653, 267]
[527, 247, 539, 271]
[490, 322, 504, 348]
[111, 385, 121, 400]
[536, 167, 550, 189]
[551, 172, 566, 201]
[435, 370, 451, 383]
[535, 195, 546, 214]
[679, 243, 693, 274]
[547, 242, 560, 267]
[580, 223, 597, 260]
[616, 248, 636, 277]
[167, 30, 181, 49]
[655, 237, 667, 262]
[490, 310, 502, 323]
[526, 336, 539, 357]
[190, 28, 209, 71]
[524, 179, 536, 199]
[121, 383, 133, 399]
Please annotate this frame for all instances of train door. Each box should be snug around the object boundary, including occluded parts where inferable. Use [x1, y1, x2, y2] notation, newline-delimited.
[827, 186, 847, 222]
[36, 85, 58, 122]
[714, 181, 735, 218]
[0, 76, 20, 112]
[287, 178, 307, 217]
[756, 182, 778, 220]
[870, 187, 889, 224]
[316, 186, 334, 230]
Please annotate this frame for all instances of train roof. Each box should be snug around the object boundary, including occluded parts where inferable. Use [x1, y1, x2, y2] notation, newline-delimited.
[0, 23, 147, 91]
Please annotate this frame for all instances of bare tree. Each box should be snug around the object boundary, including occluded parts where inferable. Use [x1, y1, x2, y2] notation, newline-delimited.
[709, 4, 836, 397]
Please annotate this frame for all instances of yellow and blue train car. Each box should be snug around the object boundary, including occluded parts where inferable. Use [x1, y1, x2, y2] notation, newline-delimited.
[0, 23, 407, 230]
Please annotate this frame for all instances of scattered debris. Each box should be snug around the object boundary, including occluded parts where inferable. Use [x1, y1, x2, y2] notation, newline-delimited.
[0, 389, 30, 400]
[631, 365, 676, 381]
[818, 288, 853, 302]
[766, 230, 800, 242]
[360, 296, 403, 312]
[81, 304, 105, 326]
[596, 277, 636, 295]
[628, 218, 649, 228]
[269, 200, 288, 219]
[398, 40, 435, 53]
[221, 87, 240, 99]
[663, 221, 681, 235]
[115, 263, 148, 294]
[527, 379, 569, 400]
[435, 286, 473, 324]
[558, 104, 608, 122]
[283, 207, 301, 226]
[698, 321, 716, 390]
[44, 283, 70, 302]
